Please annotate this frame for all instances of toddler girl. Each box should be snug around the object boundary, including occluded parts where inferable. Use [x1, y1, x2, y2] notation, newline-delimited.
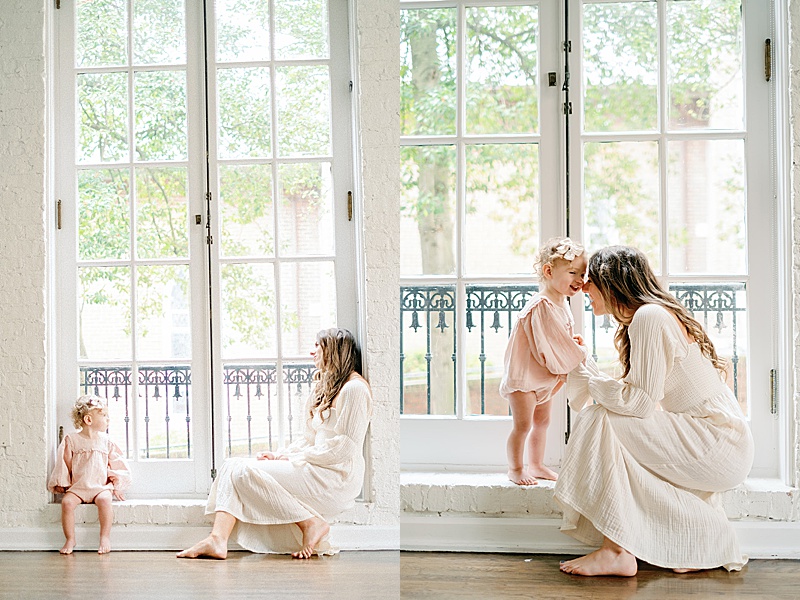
[48, 394, 131, 554]
[500, 237, 587, 485]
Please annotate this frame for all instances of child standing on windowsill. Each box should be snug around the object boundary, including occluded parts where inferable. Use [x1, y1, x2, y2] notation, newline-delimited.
[48, 394, 131, 554]
[500, 237, 587, 486]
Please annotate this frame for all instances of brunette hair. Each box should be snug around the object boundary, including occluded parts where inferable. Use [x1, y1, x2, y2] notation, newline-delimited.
[309, 328, 365, 421]
[71, 394, 106, 430]
[587, 246, 726, 378]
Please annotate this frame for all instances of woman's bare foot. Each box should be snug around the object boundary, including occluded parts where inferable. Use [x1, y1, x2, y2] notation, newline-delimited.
[60, 539, 76, 555]
[98, 535, 111, 554]
[673, 568, 701, 574]
[508, 469, 538, 486]
[292, 517, 330, 559]
[560, 546, 638, 577]
[176, 534, 228, 560]
[528, 465, 559, 481]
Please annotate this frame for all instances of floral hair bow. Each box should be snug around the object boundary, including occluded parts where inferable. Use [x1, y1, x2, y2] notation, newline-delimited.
[555, 242, 584, 262]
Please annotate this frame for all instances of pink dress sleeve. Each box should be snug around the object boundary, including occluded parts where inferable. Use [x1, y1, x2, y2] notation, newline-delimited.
[523, 299, 586, 375]
[106, 440, 132, 493]
[47, 435, 74, 493]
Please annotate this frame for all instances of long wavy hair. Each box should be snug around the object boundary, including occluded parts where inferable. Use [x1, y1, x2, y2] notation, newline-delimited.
[588, 246, 726, 378]
[309, 328, 365, 422]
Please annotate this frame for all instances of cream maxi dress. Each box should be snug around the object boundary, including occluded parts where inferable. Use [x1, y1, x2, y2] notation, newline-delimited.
[499, 295, 586, 404]
[554, 304, 754, 571]
[206, 377, 372, 555]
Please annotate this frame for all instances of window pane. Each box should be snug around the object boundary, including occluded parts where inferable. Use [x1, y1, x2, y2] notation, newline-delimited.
[78, 73, 128, 163]
[465, 144, 539, 275]
[220, 164, 274, 258]
[223, 363, 277, 458]
[667, 139, 745, 275]
[583, 141, 661, 271]
[280, 261, 337, 356]
[78, 169, 130, 260]
[137, 365, 192, 458]
[283, 363, 316, 446]
[278, 163, 334, 256]
[277, 66, 331, 157]
[136, 167, 188, 259]
[583, 1, 658, 132]
[216, 0, 270, 62]
[221, 263, 277, 358]
[401, 8, 456, 136]
[77, 0, 127, 68]
[78, 266, 132, 361]
[135, 70, 188, 161]
[80, 367, 133, 458]
[668, 0, 743, 130]
[134, 0, 186, 65]
[275, 0, 329, 60]
[400, 146, 456, 276]
[400, 286, 456, 416]
[136, 265, 191, 360]
[217, 67, 272, 159]
[466, 5, 538, 135]
[466, 285, 536, 416]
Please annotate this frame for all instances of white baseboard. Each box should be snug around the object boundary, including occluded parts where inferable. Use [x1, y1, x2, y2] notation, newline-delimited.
[0, 524, 399, 552]
[401, 514, 800, 559]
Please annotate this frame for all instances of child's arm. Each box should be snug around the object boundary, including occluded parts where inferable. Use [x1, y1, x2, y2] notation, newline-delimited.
[524, 300, 586, 376]
[47, 436, 74, 494]
[107, 440, 131, 500]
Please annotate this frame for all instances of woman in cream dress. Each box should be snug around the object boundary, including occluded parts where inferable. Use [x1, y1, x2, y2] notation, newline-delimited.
[555, 246, 754, 576]
[178, 328, 371, 560]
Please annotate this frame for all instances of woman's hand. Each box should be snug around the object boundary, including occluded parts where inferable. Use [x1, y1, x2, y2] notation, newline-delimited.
[573, 334, 585, 346]
[256, 451, 288, 461]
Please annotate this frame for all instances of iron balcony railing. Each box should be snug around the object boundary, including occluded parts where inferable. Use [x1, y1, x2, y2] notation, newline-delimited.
[400, 282, 746, 415]
[80, 363, 315, 459]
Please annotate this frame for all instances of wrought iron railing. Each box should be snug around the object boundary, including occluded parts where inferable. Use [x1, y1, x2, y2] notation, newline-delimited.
[400, 282, 746, 415]
[80, 362, 316, 459]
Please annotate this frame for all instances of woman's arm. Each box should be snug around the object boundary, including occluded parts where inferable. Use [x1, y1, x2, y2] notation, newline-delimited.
[295, 380, 372, 467]
[584, 305, 679, 418]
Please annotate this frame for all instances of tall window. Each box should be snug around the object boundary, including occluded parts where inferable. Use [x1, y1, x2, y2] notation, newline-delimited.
[55, 0, 355, 497]
[400, 0, 779, 477]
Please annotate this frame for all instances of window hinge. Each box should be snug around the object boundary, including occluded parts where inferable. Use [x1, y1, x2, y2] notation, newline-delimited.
[565, 431, 570, 444]
[765, 39, 772, 82]
[770, 368, 777, 415]
[58, 425, 64, 445]
[211, 468, 217, 480]
[206, 234, 213, 245]
[56, 199, 62, 230]
[563, 102, 572, 115]
[205, 191, 212, 203]
[347, 191, 353, 221]
[56, 0, 61, 9]
[563, 41, 571, 52]
[349, 80, 353, 92]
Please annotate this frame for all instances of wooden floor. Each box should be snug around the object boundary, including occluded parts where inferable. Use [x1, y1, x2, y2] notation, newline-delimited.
[0, 551, 399, 600]
[401, 552, 800, 599]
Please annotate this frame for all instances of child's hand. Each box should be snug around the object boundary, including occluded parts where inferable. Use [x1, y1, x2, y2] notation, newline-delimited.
[573, 334, 584, 346]
[53, 486, 66, 494]
[113, 490, 126, 501]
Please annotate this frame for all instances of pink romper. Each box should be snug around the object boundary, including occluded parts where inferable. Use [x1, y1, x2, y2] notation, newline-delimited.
[499, 294, 586, 404]
[47, 433, 131, 503]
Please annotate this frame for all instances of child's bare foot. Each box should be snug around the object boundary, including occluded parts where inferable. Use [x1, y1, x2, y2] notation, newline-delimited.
[560, 546, 638, 577]
[60, 539, 76, 555]
[176, 534, 228, 559]
[508, 469, 538, 486]
[292, 517, 330, 559]
[529, 465, 559, 481]
[98, 535, 111, 554]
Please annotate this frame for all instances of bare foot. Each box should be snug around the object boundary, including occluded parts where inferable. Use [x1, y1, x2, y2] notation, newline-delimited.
[292, 517, 330, 559]
[60, 539, 76, 555]
[176, 534, 228, 560]
[560, 546, 638, 577]
[98, 535, 111, 554]
[508, 469, 538, 486]
[528, 465, 559, 481]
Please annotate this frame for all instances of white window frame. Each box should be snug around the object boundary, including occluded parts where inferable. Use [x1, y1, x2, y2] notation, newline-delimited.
[401, 0, 789, 480]
[53, 0, 357, 498]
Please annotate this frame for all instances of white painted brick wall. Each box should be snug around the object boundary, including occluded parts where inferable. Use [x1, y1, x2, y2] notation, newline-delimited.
[0, 0, 48, 528]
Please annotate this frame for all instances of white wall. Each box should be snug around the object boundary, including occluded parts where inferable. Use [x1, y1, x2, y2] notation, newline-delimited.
[0, 0, 400, 547]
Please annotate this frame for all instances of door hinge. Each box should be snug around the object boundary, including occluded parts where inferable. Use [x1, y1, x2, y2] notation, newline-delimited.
[347, 191, 353, 221]
[770, 368, 777, 415]
[56, 199, 62, 230]
[765, 39, 772, 82]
